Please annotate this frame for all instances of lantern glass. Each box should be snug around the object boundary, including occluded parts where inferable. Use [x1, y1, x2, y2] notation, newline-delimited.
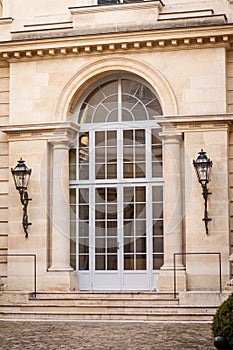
[193, 149, 212, 186]
[11, 158, 32, 191]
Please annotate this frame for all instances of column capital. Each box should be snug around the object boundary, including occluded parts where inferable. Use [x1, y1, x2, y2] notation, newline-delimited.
[159, 130, 183, 144]
[49, 122, 79, 147]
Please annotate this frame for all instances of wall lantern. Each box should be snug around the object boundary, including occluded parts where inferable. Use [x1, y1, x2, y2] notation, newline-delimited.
[193, 149, 213, 235]
[11, 158, 32, 238]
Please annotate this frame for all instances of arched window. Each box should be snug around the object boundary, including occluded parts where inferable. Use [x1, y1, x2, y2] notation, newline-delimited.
[69, 75, 164, 291]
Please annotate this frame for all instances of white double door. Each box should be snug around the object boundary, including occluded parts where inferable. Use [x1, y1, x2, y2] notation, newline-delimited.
[78, 183, 161, 291]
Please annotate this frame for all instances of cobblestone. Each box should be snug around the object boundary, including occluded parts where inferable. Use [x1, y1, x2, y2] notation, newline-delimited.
[0, 321, 215, 349]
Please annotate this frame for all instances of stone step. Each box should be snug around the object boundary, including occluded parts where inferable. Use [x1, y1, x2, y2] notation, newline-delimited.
[0, 304, 217, 313]
[0, 292, 218, 322]
[27, 299, 179, 306]
[31, 292, 176, 300]
[0, 310, 214, 322]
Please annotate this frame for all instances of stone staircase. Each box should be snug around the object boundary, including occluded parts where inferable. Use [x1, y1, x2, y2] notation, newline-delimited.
[0, 291, 219, 322]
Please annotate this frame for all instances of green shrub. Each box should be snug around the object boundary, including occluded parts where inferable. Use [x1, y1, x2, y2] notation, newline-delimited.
[212, 293, 233, 349]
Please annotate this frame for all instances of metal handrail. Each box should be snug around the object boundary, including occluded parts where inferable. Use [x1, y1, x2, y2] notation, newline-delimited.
[173, 252, 222, 298]
[0, 253, 37, 298]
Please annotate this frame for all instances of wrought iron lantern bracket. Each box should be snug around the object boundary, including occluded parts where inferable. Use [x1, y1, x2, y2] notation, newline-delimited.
[193, 149, 213, 235]
[11, 158, 32, 238]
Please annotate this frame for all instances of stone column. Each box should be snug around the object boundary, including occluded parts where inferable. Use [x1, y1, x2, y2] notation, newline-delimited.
[48, 123, 79, 274]
[157, 131, 186, 291]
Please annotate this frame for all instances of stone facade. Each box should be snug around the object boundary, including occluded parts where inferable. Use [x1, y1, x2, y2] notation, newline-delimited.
[0, 0, 233, 294]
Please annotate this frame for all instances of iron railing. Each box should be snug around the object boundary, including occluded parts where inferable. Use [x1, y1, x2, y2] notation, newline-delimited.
[0, 253, 37, 298]
[173, 252, 222, 298]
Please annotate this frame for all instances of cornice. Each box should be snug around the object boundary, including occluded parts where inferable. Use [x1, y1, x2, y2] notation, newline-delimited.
[0, 23, 233, 62]
[1, 121, 79, 141]
[157, 114, 233, 132]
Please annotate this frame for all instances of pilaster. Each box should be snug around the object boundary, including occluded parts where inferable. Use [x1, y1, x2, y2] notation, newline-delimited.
[157, 130, 186, 292]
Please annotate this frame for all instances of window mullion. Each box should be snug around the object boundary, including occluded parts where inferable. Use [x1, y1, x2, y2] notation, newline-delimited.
[118, 79, 122, 123]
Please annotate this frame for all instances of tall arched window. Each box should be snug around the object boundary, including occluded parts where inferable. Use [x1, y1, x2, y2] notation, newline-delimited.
[69, 75, 164, 291]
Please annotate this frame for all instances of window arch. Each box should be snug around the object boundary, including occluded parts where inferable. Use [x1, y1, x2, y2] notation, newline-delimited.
[70, 74, 164, 291]
[74, 76, 162, 124]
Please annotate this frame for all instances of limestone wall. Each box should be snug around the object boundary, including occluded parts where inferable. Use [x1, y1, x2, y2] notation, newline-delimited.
[228, 49, 233, 279]
[0, 62, 9, 287]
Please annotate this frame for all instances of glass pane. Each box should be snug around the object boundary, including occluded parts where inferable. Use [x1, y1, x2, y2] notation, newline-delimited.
[95, 205, 105, 220]
[86, 86, 105, 107]
[107, 110, 118, 122]
[153, 220, 163, 236]
[96, 188, 105, 203]
[96, 164, 105, 179]
[95, 131, 105, 146]
[107, 188, 117, 202]
[124, 239, 134, 253]
[124, 203, 134, 219]
[79, 221, 89, 237]
[122, 79, 139, 95]
[153, 254, 163, 270]
[122, 109, 134, 121]
[153, 203, 163, 219]
[124, 187, 134, 202]
[107, 163, 117, 179]
[70, 254, 76, 270]
[107, 147, 117, 161]
[100, 80, 118, 97]
[136, 187, 146, 202]
[79, 189, 89, 204]
[136, 237, 146, 253]
[107, 131, 117, 145]
[107, 255, 117, 270]
[95, 238, 105, 253]
[79, 255, 89, 270]
[135, 220, 146, 236]
[123, 130, 133, 145]
[104, 95, 118, 112]
[136, 203, 146, 217]
[153, 237, 163, 253]
[79, 205, 89, 220]
[135, 130, 145, 144]
[124, 255, 134, 270]
[123, 163, 133, 178]
[107, 238, 117, 253]
[70, 205, 76, 220]
[132, 102, 147, 121]
[152, 186, 163, 202]
[79, 165, 89, 180]
[70, 189, 76, 204]
[107, 205, 117, 219]
[93, 104, 109, 123]
[124, 146, 133, 161]
[107, 224, 117, 237]
[135, 163, 145, 178]
[79, 238, 89, 253]
[136, 254, 146, 270]
[124, 220, 134, 236]
[70, 239, 76, 254]
[135, 146, 145, 162]
[95, 255, 105, 270]
[79, 103, 94, 124]
[95, 147, 105, 163]
[152, 162, 162, 177]
[70, 221, 76, 238]
[69, 149, 76, 180]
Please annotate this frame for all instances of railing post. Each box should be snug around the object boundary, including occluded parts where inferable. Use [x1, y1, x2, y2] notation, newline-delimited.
[173, 253, 177, 298]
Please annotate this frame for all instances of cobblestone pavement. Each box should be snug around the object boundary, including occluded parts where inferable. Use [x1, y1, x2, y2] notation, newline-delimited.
[0, 321, 215, 350]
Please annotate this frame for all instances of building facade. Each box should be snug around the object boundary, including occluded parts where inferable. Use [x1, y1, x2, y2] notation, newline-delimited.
[0, 0, 233, 294]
